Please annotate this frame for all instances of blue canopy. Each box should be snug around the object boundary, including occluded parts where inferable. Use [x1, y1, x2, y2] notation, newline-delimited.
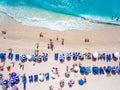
[66, 52, 72, 58]
[0, 53, 6, 59]
[78, 79, 85, 85]
[59, 54, 65, 60]
[85, 67, 91, 74]
[107, 66, 112, 73]
[92, 66, 99, 74]
[80, 66, 86, 73]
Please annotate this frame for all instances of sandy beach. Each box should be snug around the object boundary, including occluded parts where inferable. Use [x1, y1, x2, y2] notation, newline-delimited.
[0, 12, 120, 90]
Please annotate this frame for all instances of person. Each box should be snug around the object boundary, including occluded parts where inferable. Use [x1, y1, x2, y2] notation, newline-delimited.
[48, 44, 50, 49]
[49, 85, 54, 90]
[22, 74, 27, 90]
[61, 38, 64, 45]
[56, 36, 58, 41]
[40, 32, 43, 37]
[84, 77, 87, 83]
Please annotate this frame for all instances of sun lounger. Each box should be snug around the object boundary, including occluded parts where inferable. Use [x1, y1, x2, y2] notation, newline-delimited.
[54, 53, 59, 60]
[34, 74, 38, 82]
[45, 73, 50, 81]
[29, 75, 33, 83]
[8, 52, 13, 60]
[15, 54, 19, 61]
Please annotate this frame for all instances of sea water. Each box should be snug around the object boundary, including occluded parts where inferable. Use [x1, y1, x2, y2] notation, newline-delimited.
[0, 0, 120, 30]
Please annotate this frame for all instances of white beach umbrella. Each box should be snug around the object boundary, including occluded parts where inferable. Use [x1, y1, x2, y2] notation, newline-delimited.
[93, 52, 98, 58]
[114, 52, 120, 58]
[74, 66, 79, 72]
[39, 74, 44, 81]
[51, 72, 55, 79]
[26, 54, 32, 59]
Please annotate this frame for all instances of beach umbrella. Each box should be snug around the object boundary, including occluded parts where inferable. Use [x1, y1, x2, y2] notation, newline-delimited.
[93, 52, 98, 58]
[51, 72, 55, 79]
[0, 53, 5, 59]
[114, 52, 120, 58]
[39, 74, 44, 81]
[68, 80, 74, 87]
[74, 66, 79, 72]
[66, 53, 72, 58]
[85, 67, 91, 74]
[11, 72, 17, 77]
[21, 54, 27, 61]
[78, 79, 85, 85]
[80, 66, 86, 73]
[92, 66, 99, 74]
[26, 54, 32, 60]
[107, 66, 112, 73]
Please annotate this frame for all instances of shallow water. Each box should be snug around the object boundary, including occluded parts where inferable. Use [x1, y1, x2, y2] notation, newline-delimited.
[0, 0, 120, 30]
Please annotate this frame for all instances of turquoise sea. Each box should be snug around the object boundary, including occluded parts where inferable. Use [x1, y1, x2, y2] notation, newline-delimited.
[0, 0, 120, 30]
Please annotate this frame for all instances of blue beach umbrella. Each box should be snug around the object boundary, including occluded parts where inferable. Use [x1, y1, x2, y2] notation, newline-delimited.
[92, 66, 99, 74]
[78, 79, 85, 85]
[80, 66, 86, 73]
[85, 67, 91, 74]
[107, 66, 112, 73]
[0, 53, 6, 59]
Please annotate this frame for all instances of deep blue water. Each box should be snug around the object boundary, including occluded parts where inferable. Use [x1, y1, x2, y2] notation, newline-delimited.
[0, 0, 120, 30]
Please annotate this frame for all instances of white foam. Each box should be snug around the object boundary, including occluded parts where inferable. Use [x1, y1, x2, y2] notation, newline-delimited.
[0, 4, 119, 31]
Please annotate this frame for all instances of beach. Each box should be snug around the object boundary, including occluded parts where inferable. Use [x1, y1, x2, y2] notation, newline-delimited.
[0, 12, 120, 90]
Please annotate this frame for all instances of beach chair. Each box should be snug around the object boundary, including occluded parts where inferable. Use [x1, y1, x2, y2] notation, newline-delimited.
[45, 73, 50, 81]
[34, 74, 38, 82]
[8, 52, 13, 60]
[15, 54, 19, 61]
[29, 75, 33, 83]
[54, 53, 58, 60]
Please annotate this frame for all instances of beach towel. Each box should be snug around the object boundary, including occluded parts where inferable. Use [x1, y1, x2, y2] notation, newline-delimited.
[7, 66, 12, 72]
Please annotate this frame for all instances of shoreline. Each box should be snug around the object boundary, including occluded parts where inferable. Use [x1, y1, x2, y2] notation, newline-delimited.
[0, 11, 120, 90]
[1, 11, 120, 31]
